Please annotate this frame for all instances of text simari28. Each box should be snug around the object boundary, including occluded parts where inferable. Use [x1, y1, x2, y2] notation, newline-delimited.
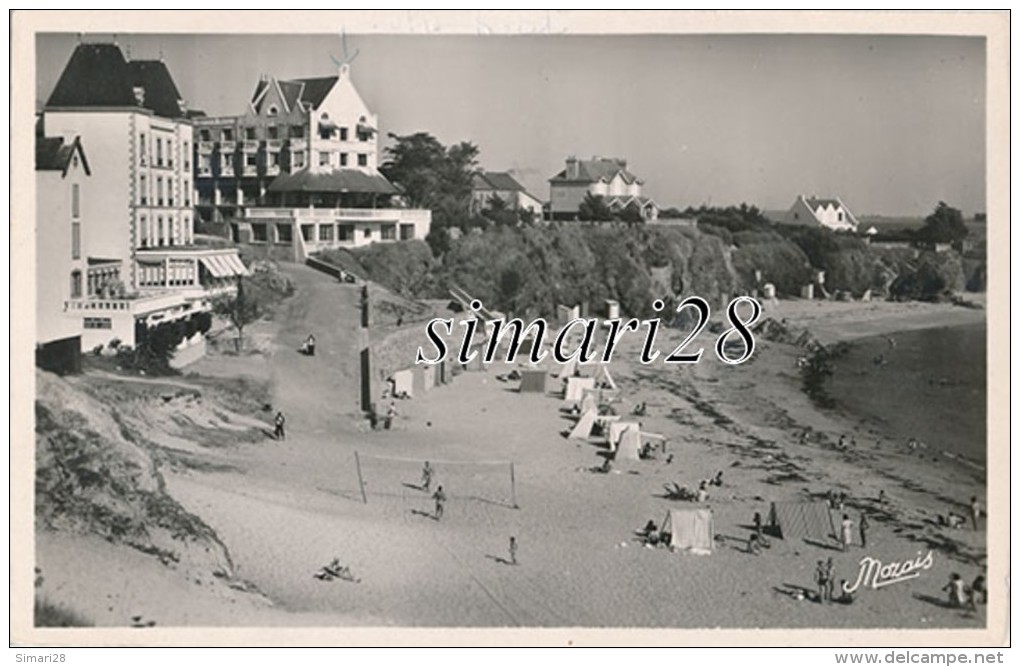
[415, 297, 763, 367]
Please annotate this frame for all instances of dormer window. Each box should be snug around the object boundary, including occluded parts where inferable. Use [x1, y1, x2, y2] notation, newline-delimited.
[133, 86, 146, 106]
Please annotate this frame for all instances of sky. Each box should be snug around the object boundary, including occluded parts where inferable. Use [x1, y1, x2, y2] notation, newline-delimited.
[35, 31, 986, 217]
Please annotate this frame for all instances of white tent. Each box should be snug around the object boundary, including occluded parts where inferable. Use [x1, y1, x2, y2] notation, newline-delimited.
[608, 420, 641, 450]
[564, 376, 596, 402]
[568, 410, 597, 439]
[593, 365, 617, 390]
[392, 369, 414, 398]
[616, 425, 642, 461]
[661, 509, 715, 554]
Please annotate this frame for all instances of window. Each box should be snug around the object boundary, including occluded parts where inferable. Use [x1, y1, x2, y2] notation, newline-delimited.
[220, 152, 234, 172]
[357, 154, 368, 167]
[251, 223, 268, 242]
[139, 215, 148, 247]
[339, 225, 354, 241]
[381, 224, 396, 241]
[139, 175, 147, 205]
[276, 224, 292, 243]
[167, 180, 174, 207]
[139, 133, 148, 164]
[267, 104, 279, 117]
[70, 271, 82, 298]
[838, 212, 844, 222]
[183, 141, 190, 169]
[339, 127, 348, 141]
[267, 126, 279, 140]
[83, 317, 112, 329]
[400, 223, 415, 240]
[184, 180, 190, 206]
[292, 151, 306, 169]
[199, 155, 212, 175]
[222, 128, 234, 142]
[363, 228, 371, 239]
[167, 140, 173, 167]
[340, 153, 348, 167]
[157, 178, 164, 207]
[200, 129, 211, 142]
[245, 153, 258, 168]
[156, 138, 163, 166]
[72, 184, 80, 218]
[793, 212, 799, 220]
[290, 125, 305, 139]
[72, 221, 81, 259]
[157, 216, 165, 246]
[245, 127, 257, 140]
[318, 225, 334, 242]
[319, 152, 330, 167]
[268, 152, 279, 168]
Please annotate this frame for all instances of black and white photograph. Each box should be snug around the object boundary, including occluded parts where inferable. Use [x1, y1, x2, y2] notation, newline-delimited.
[11, 10, 1009, 648]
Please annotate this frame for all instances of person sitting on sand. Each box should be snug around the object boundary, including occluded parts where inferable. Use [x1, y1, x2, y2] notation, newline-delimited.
[878, 489, 888, 504]
[943, 573, 968, 608]
[598, 458, 613, 474]
[632, 402, 647, 417]
[711, 471, 724, 487]
[643, 519, 658, 536]
[696, 480, 709, 503]
[747, 532, 764, 555]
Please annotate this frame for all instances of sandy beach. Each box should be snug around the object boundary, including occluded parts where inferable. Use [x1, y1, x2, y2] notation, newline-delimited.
[34, 266, 990, 630]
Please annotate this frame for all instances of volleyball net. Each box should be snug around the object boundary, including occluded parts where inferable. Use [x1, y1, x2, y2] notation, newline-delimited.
[353, 451, 519, 510]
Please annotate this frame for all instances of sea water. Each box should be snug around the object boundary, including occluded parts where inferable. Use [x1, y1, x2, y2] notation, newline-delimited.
[826, 323, 987, 464]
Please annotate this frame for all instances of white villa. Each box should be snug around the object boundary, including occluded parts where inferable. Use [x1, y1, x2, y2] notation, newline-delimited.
[548, 156, 658, 221]
[783, 195, 860, 232]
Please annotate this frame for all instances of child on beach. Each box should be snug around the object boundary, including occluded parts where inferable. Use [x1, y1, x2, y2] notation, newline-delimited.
[841, 514, 854, 551]
[274, 411, 286, 440]
[815, 560, 830, 604]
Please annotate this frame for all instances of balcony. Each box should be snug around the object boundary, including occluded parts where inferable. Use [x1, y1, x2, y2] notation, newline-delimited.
[242, 140, 259, 153]
[198, 141, 214, 154]
[266, 139, 283, 151]
[290, 138, 307, 151]
[245, 207, 430, 223]
[65, 291, 189, 317]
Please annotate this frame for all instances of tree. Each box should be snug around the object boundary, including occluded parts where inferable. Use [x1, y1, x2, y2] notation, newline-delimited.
[380, 132, 480, 254]
[918, 201, 968, 244]
[212, 276, 262, 352]
[481, 193, 519, 227]
[578, 193, 613, 222]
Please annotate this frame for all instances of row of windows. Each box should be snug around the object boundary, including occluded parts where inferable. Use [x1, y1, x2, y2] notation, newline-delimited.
[195, 151, 368, 174]
[138, 175, 191, 207]
[137, 214, 192, 248]
[199, 125, 306, 142]
[139, 133, 190, 170]
[257, 222, 417, 244]
[83, 317, 112, 329]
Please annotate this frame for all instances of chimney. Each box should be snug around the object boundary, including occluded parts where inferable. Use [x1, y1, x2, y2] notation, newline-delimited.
[566, 156, 579, 180]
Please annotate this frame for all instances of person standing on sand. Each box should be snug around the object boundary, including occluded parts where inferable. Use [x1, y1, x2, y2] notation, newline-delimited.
[970, 496, 982, 531]
[943, 573, 967, 608]
[815, 560, 830, 604]
[274, 411, 286, 440]
[859, 513, 870, 549]
[841, 514, 854, 551]
[421, 461, 434, 492]
[432, 485, 447, 521]
[509, 536, 518, 565]
[825, 558, 836, 602]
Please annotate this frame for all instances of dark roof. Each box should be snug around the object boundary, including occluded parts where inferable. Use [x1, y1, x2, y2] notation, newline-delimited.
[805, 197, 843, 210]
[126, 60, 186, 118]
[45, 43, 188, 119]
[473, 171, 526, 192]
[549, 157, 641, 185]
[36, 135, 90, 175]
[278, 80, 303, 112]
[291, 76, 338, 110]
[267, 168, 398, 195]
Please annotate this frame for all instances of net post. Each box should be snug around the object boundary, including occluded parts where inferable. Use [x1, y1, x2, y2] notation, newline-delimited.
[511, 462, 518, 509]
[355, 450, 368, 504]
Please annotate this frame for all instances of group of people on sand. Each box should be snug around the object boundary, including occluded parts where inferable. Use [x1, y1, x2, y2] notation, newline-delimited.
[943, 572, 987, 613]
[938, 496, 983, 531]
[813, 557, 854, 605]
[663, 472, 722, 503]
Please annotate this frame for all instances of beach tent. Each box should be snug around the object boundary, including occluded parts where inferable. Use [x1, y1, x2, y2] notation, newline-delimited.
[519, 370, 548, 393]
[412, 366, 426, 394]
[579, 390, 597, 415]
[564, 376, 596, 402]
[661, 509, 714, 554]
[568, 409, 597, 439]
[557, 356, 579, 379]
[769, 501, 836, 542]
[593, 365, 617, 390]
[422, 365, 437, 391]
[607, 424, 640, 448]
[616, 425, 642, 461]
[392, 369, 414, 398]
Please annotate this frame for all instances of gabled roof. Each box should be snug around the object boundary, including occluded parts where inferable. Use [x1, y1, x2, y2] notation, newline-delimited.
[472, 171, 526, 192]
[291, 76, 339, 110]
[549, 157, 642, 185]
[36, 135, 90, 176]
[805, 197, 843, 211]
[267, 167, 398, 195]
[45, 43, 188, 119]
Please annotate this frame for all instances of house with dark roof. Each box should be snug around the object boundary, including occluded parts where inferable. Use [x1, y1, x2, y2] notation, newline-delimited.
[470, 171, 544, 217]
[38, 42, 246, 359]
[783, 195, 859, 232]
[548, 156, 658, 221]
[194, 62, 430, 257]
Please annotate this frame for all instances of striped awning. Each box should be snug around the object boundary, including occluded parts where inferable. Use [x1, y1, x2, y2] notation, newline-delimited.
[199, 254, 248, 278]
